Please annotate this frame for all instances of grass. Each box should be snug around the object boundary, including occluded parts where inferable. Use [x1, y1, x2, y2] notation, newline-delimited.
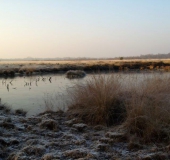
[67, 74, 126, 126]
[125, 75, 170, 142]
[0, 59, 170, 75]
[66, 70, 86, 79]
[67, 73, 170, 142]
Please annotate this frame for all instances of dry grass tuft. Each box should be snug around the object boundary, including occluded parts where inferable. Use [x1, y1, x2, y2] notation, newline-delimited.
[66, 70, 86, 79]
[67, 74, 126, 126]
[67, 73, 170, 142]
[124, 75, 170, 142]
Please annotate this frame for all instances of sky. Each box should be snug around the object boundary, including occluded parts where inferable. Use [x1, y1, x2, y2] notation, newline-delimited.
[0, 0, 170, 59]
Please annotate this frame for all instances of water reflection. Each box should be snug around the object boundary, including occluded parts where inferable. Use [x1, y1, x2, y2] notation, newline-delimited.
[0, 74, 77, 116]
[0, 75, 56, 92]
[0, 72, 169, 116]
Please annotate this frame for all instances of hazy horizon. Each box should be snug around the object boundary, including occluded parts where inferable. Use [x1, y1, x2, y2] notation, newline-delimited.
[1, 1, 170, 59]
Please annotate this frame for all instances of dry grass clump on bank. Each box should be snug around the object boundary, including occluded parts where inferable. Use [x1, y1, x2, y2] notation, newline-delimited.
[67, 73, 170, 142]
[125, 75, 170, 142]
[67, 74, 126, 126]
[66, 70, 86, 79]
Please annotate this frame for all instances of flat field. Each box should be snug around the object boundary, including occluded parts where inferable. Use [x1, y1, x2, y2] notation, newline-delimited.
[0, 59, 170, 65]
[0, 59, 170, 76]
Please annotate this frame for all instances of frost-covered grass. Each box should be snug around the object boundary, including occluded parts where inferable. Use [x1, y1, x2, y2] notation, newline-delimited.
[0, 59, 170, 72]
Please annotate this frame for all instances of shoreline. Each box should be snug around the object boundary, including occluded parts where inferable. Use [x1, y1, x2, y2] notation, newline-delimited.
[0, 104, 170, 160]
[1, 61, 170, 159]
[0, 60, 169, 77]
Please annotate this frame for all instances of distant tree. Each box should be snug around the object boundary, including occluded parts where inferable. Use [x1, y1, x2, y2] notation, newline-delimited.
[120, 57, 123, 60]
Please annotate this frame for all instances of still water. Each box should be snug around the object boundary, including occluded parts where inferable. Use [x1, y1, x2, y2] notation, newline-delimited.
[0, 74, 80, 116]
[0, 72, 169, 116]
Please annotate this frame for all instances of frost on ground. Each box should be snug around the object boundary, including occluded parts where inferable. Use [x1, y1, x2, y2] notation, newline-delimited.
[0, 106, 170, 160]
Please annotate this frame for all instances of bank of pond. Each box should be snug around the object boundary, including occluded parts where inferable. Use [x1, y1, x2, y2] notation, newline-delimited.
[0, 61, 170, 77]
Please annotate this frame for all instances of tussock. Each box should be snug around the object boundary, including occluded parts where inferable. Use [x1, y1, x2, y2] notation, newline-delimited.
[67, 74, 126, 126]
[125, 75, 170, 142]
[66, 70, 86, 79]
[67, 73, 170, 142]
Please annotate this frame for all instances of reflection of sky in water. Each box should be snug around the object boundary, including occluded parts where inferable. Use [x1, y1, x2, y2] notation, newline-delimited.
[0, 74, 80, 116]
[0, 72, 169, 116]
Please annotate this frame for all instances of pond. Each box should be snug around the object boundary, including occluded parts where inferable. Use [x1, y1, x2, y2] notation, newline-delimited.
[0, 71, 169, 116]
[0, 74, 78, 116]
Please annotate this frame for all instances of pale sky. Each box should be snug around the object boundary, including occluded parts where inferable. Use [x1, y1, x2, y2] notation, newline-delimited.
[1, 0, 170, 59]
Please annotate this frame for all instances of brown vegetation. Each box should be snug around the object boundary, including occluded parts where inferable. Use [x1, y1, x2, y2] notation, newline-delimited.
[0, 59, 170, 77]
[125, 75, 170, 142]
[66, 70, 86, 79]
[67, 74, 126, 126]
[67, 73, 170, 142]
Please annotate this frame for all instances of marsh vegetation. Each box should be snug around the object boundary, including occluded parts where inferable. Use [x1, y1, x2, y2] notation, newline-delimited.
[0, 59, 170, 78]
[0, 71, 170, 159]
[67, 73, 170, 142]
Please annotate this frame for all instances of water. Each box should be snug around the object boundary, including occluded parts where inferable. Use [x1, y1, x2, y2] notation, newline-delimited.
[0, 74, 83, 116]
[0, 72, 169, 116]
